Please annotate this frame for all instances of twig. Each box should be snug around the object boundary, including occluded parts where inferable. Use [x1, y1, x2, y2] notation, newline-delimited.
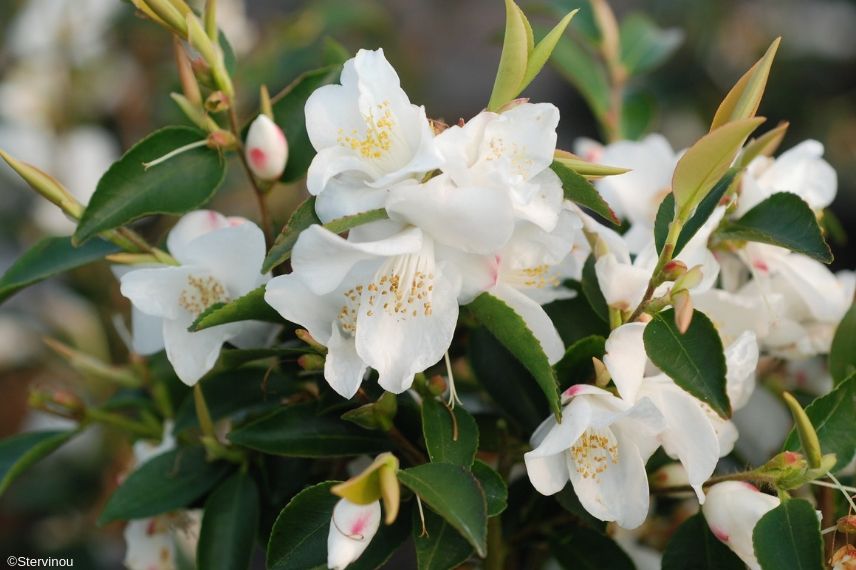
[227, 106, 274, 249]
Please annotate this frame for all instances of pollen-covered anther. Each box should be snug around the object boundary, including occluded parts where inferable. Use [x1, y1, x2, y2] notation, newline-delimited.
[178, 274, 229, 317]
[337, 101, 395, 159]
[570, 429, 619, 480]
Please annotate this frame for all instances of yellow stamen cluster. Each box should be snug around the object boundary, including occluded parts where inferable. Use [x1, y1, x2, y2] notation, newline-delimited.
[337, 101, 395, 159]
[178, 274, 228, 317]
[570, 429, 619, 480]
[517, 264, 561, 289]
[365, 270, 434, 319]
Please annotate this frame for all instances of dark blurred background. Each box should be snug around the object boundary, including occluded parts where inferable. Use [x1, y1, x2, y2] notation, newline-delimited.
[0, 0, 854, 566]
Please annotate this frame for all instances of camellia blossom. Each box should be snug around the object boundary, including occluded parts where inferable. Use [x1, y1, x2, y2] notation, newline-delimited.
[265, 221, 460, 397]
[245, 114, 288, 180]
[119, 210, 270, 385]
[327, 498, 381, 570]
[304, 48, 442, 221]
[702, 481, 780, 570]
[524, 385, 665, 529]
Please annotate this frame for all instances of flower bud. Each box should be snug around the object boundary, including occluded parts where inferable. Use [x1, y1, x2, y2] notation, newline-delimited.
[672, 289, 693, 333]
[830, 544, 856, 570]
[837, 515, 856, 534]
[661, 260, 687, 282]
[297, 353, 325, 371]
[245, 115, 288, 181]
[673, 264, 704, 291]
[327, 498, 381, 570]
[756, 451, 808, 490]
[702, 481, 780, 570]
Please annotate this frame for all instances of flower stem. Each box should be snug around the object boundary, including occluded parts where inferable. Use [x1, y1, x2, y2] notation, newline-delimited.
[628, 219, 683, 322]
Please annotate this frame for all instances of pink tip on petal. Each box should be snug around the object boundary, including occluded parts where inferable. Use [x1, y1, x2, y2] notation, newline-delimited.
[753, 259, 769, 272]
[739, 481, 759, 491]
[712, 527, 730, 543]
[563, 385, 583, 398]
[249, 147, 267, 168]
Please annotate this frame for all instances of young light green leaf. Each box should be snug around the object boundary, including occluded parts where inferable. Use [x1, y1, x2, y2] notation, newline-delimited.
[0, 237, 119, 304]
[468, 292, 561, 419]
[266, 481, 339, 569]
[829, 305, 856, 385]
[711, 37, 781, 131]
[197, 473, 260, 570]
[98, 447, 231, 525]
[662, 512, 744, 570]
[413, 508, 473, 570]
[737, 121, 790, 168]
[228, 402, 389, 457]
[783, 375, 856, 472]
[189, 285, 282, 331]
[553, 149, 629, 178]
[619, 14, 683, 76]
[0, 430, 76, 496]
[716, 193, 833, 263]
[472, 460, 507, 517]
[672, 117, 763, 218]
[644, 308, 730, 418]
[550, 160, 618, 225]
[520, 10, 578, 92]
[421, 398, 478, 467]
[488, 0, 531, 111]
[74, 127, 226, 244]
[397, 463, 487, 557]
[752, 499, 824, 570]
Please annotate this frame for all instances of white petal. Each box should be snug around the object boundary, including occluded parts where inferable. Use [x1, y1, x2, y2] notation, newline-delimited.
[166, 210, 232, 263]
[123, 517, 176, 570]
[775, 253, 850, 322]
[120, 266, 200, 320]
[476, 102, 559, 182]
[162, 318, 235, 385]
[130, 308, 165, 355]
[305, 59, 364, 151]
[314, 173, 389, 223]
[325, 323, 368, 399]
[306, 145, 382, 196]
[264, 273, 339, 345]
[179, 222, 268, 296]
[527, 397, 593, 457]
[595, 253, 650, 311]
[245, 114, 288, 180]
[511, 169, 564, 232]
[524, 451, 569, 496]
[725, 331, 759, 410]
[759, 140, 837, 210]
[491, 284, 564, 364]
[327, 499, 382, 570]
[603, 322, 648, 402]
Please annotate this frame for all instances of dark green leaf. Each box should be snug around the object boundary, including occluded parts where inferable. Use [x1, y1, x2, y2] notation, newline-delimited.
[266, 481, 338, 569]
[218, 347, 308, 369]
[580, 255, 610, 324]
[349, 503, 412, 570]
[717, 193, 832, 263]
[468, 292, 561, 418]
[644, 309, 730, 417]
[413, 508, 473, 570]
[397, 463, 487, 557]
[0, 237, 119, 304]
[555, 335, 606, 391]
[197, 472, 260, 570]
[619, 14, 683, 75]
[620, 90, 655, 140]
[662, 512, 744, 570]
[228, 402, 389, 457]
[75, 127, 226, 243]
[550, 161, 618, 225]
[98, 447, 231, 524]
[472, 460, 507, 517]
[783, 375, 856, 472]
[421, 398, 478, 467]
[829, 305, 856, 385]
[0, 430, 76, 496]
[752, 499, 824, 570]
[272, 65, 342, 183]
[189, 286, 283, 331]
[552, 525, 634, 569]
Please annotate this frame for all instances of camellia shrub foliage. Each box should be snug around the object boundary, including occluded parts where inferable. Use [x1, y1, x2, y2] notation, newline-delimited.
[2, 0, 856, 569]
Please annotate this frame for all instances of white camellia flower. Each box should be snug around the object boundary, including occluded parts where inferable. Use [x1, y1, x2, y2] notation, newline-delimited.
[265, 221, 460, 397]
[523, 384, 665, 529]
[327, 498, 381, 570]
[602, 323, 759, 499]
[304, 48, 442, 221]
[119, 211, 270, 385]
[245, 114, 288, 180]
[702, 481, 780, 570]
[737, 140, 837, 217]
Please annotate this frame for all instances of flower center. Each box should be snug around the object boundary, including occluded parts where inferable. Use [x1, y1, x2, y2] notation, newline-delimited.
[570, 428, 619, 480]
[338, 101, 395, 159]
[505, 264, 561, 290]
[485, 136, 534, 179]
[178, 274, 229, 317]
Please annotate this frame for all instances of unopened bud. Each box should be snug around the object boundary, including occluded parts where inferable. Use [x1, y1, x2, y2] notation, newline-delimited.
[170, 93, 218, 132]
[0, 150, 83, 218]
[837, 515, 856, 534]
[830, 544, 856, 570]
[245, 115, 288, 181]
[672, 289, 693, 333]
[674, 264, 704, 291]
[757, 451, 808, 490]
[427, 374, 447, 397]
[144, 0, 188, 35]
[52, 389, 84, 411]
[295, 329, 328, 354]
[187, 14, 233, 98]
[173, 38, 201, 106]
[649, 463, 693, 496]
[298, 353, 325, 371]
[44, 337, 140, 387]
[207, 129, 237, 151]
[205, 91, 229, 113]
[331, 453, 400, 525]
[592, 357, 611, 387]
[661, 260, 687, 281]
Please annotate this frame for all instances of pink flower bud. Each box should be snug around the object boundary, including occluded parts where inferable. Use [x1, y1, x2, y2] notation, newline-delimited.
[245, 115, 288, 181]
[327, 499, 381, 570]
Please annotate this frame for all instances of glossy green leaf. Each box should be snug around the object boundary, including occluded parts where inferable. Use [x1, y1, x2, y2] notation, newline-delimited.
[197, 472, 260, 570]
[272, 65, 342, 183]
[654, 168, 739, 256]
[488, 0, 530, 111]
[397, 463, 488, 557]
[829, 305, 856, 385]
[552, 526, 634, 569]
[421, 398, 478, 467]
[74, 127, 226, 243]
[349, 503, 412, 570]
[468, 292, 561, 418]
[711, 38, 780, 131]
[553, 150, 629, 178]
[620, 90, 656, 140]
[717, 193, 833, 263]
[555, 484, 605, 531]
[619, 14, 683, 76]
[228, 402, 389, 457]
[472, 460, 507, 517]
[662, 512, 743, 570]
[98, 447, 231, 524]
[644, 308, 730, 418]
[0, 430, 76, 496]
[550, 160, 618, 224]
[0, 237, 119, 304]
[413, 508, 473, 570]
[783, 375, 856, 472]
[266, 481, 338, 569]
[555, 335, 606, 391]
[520, 10, 578, 91]
[752, 499, 823, 570]
[189, 285, 282, 331]
[672, 118, 763, 217]
[581, 255, 609, 323]
[548, 34, 610, 120]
